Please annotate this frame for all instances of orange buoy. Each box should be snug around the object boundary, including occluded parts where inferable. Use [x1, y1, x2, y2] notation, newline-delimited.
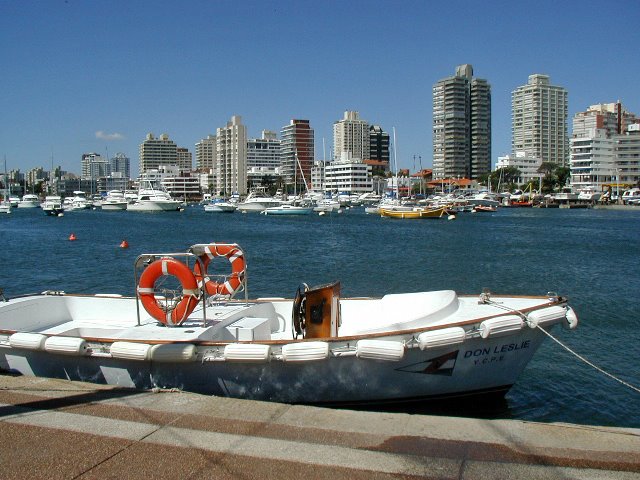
[69, 233, 77, 241]
[120, 240, 129, 248]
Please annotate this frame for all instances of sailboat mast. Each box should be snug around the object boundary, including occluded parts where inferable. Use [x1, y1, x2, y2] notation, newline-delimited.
[392, 127, 399, 199]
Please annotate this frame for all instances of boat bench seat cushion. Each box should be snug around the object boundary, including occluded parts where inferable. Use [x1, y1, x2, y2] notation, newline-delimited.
[338, 290, 459, 336]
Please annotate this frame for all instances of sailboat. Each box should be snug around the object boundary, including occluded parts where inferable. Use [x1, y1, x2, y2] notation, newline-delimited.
[0, 157, 12, 214]
[261, 152, 313, 215]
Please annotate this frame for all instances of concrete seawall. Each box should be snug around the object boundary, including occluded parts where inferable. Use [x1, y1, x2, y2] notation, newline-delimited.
[1, 373, 638, 479]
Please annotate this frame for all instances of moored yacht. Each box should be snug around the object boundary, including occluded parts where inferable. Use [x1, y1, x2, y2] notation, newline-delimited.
[17, 194, 40, 208]
[236, 188, 282, 212]
[42, 195, 64, 216]
[128, 188, 182, 212]
[101, 190, 128, 211]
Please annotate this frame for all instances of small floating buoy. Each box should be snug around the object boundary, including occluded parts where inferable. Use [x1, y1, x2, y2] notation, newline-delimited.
[68, 233, 77, 241]
[120, 240, 129, 248]
[318, 211, 326, 216]
[447, 215, 456, 221]
[58, 212, 64, 217]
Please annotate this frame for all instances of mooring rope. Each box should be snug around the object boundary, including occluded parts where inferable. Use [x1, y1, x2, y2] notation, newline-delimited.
[533, 324, 640, 394]
[481, 296, 640, 394]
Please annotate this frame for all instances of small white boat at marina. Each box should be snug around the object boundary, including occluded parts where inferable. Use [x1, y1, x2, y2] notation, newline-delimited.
[42, 195, 64, 216]
[261, 204, 314, 215]
[128, 188, 182, 212]
[204, 198, 237, 213]
[236, 188, 282, 212]
[0, 242, 578, 406]
[64, 191, 92, 211]
[101, 190, 128, 211]
[621, 188, 640, 205]
[17, 194, 41, 208]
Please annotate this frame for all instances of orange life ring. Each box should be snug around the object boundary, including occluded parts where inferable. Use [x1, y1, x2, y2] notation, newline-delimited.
[193, 244, 245, 296]
[138, 257, 200, 326]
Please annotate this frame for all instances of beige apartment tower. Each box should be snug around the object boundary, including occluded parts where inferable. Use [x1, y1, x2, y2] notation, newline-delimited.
[512, 74, 569, 166]
[216, 115, 247, 196]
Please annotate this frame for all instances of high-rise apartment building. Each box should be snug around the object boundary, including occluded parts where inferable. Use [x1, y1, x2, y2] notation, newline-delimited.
[333, 111, 370, 161]
[110, 153, 130, 179]
[81, 153, 109, 180]
[139, 133, 178, 173]
[570, 102, 639, 189]
[512, 74, 568, 166]
[369, 125, 390, 164]
[281, 119, 314, 191]
[176, 147, 192, 171]
[247, 130, 281, 170]
[216, 115, 247, 196]
[432, 64, 491, 179]
[195, 135, 216, 171]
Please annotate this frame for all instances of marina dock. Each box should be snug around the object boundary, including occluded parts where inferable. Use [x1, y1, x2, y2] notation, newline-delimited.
[1, 373, 638, 479]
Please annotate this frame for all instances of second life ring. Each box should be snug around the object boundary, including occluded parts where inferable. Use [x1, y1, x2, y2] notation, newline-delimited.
[138, 257, 200, 326]
[192, 243, 246, 296]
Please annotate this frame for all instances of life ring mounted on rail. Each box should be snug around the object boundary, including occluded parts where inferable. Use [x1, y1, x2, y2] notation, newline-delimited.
[138, 257, 200, 326]
[192, 243, 246, 297]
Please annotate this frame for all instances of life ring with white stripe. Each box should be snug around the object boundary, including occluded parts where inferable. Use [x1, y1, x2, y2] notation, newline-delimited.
[193, 243, 245, 296]
[138, 257, 200, 326]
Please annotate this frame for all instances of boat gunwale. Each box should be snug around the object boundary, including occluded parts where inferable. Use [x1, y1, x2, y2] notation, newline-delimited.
[0, 293, 567, 346]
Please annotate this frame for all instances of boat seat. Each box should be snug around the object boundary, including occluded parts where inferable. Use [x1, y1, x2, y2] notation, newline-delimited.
[338, 290, 459, 336]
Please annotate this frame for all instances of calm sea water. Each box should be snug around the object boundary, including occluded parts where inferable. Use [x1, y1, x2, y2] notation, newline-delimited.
[1, 205, 639, 427]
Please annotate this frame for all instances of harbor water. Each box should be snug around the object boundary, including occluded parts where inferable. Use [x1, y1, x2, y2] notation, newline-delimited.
[1, 206, 639, 427]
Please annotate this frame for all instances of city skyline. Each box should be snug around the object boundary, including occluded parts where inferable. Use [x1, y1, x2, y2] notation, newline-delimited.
[1, 0, 638, 177]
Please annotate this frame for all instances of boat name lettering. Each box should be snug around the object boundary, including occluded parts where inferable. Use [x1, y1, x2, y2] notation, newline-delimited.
[463, 340, 531, 364]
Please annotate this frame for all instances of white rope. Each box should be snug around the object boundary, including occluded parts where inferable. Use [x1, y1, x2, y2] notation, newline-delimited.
[535, 325, 640, 394]
[481, 296, 640, 394]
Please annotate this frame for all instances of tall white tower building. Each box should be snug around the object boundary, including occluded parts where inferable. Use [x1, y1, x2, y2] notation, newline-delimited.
[512, 74, 569, 166]
[216, 115, 247, 196]
[333, 111, 370, 161]
[139, 133, 178, 173]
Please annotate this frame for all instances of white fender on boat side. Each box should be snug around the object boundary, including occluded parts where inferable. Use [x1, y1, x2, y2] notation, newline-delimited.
[479, 315, 523, 339]
[356, 339, 405, 361]
[149, 343, 197, 362]
[564, 306, 579, 330]
[9, 332, 47, 350]
[224, 343, 270, 362]
[417, 327, 466, 350]
[110, 341, 152, 361]
[44, 336, 89, 356]
[281, 341, 329, 362]
[526, 306, 567, 328]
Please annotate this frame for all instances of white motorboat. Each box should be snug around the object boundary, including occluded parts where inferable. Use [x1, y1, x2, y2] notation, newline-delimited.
[313, 198, 341, 213]
[204, 198, 237, 213]
[465, 192, 501, 208]
[551, 187, 579, 203]
[17, 194, 41, 208]
[101, 190, 128, 211]
[128, 188, 182, 212]
[621, 188, 640, 205]
[0, 242, 578, 406]
[261, 204, 314, 215]
[236, 188, 282, 212]
[64, 191, 92, 210]
[577, 187, 602, 202]
[42, 195, 64, 216]
[8, 195, 20, 207]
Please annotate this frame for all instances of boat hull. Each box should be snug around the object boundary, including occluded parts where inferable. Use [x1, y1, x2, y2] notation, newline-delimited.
[380, 206, 447, 219]
[0, 327, 546, 405]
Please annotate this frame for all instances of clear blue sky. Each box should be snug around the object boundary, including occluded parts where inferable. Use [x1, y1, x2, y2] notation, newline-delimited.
[2, 0, 639, 177]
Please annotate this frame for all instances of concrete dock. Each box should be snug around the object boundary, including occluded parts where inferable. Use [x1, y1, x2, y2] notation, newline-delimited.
[1, 373, 638, 479]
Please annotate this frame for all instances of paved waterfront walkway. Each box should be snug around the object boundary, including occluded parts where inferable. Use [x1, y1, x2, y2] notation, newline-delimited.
[1, 373, 638, 479]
